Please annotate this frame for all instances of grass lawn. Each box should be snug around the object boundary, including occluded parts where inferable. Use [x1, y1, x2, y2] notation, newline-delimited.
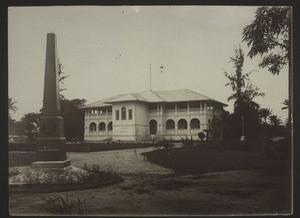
[142, 147, 290, 174]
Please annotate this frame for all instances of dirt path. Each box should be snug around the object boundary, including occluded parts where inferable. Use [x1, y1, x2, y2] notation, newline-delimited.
[68, 147, 174, 175]
[9, 148, 292, 216]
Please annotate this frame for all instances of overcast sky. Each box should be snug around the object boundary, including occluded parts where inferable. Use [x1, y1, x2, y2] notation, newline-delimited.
[8, 6, 289, 122]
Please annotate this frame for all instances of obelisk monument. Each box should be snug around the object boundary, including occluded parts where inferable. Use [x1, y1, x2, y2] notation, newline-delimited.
[31, 33, 70, 168]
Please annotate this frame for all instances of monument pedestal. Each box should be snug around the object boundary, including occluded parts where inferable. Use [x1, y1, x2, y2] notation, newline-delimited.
[31, 159, 71, 169]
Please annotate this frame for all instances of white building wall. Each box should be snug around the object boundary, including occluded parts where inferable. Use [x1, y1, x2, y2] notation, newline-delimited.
[134, 102, 149, 141]
[84, 100, 223, 142]
[112, 102, 136, 141]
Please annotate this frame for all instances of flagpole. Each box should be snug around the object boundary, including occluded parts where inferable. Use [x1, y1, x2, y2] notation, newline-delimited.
[150, 63, 152, 91]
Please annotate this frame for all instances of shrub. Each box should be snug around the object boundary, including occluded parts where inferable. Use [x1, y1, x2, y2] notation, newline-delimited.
[181, 136, 194, 148]
[39, 192, 85, 215]
[156, 139, 175, 150]
[198, 132, 206, 140]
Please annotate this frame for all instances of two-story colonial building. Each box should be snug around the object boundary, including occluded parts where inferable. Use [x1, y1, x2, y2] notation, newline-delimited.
[81, 89, 227, 142]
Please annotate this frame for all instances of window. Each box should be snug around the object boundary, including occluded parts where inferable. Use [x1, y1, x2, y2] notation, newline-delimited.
[116, 110, 119, 120]
[166, 119, 175, 130]
[202, 102, 205, 110]
[121, 107, 126, 120]
[89, 122, 97, 131]
[107, 106, 112, 113]
[149, 120, 157, 134]
[190, 118, 200, 129]
[128, 109, 132, 120]
[99, 122, 106, 131]
[108, 121, 113, 131]
[178, 119, 188, 129]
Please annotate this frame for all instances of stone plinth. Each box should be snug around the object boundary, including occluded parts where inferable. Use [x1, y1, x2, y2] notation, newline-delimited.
[31, 160, 71, 169]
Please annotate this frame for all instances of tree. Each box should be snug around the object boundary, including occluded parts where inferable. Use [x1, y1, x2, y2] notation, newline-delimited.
[269, 115, 282, 127]
[8, 97, 17, 116]
[58, 59, 69, 99]
[61, 98, 86, 141]
[281, 99, 289, 110]
[224, 46, 265, 139]
[21, 112, 41, 141]
[242, 6, 290, 75]
[224, 46, 265, 107]
[259, 108, 273, 124]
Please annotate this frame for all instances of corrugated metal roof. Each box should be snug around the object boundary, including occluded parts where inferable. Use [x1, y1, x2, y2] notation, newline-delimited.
[155, 89, 211, 102]
[81, 89, 227, 108]
[80, 94, 125, 109]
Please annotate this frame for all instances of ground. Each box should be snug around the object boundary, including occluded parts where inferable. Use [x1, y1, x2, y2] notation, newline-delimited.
[9, 147, 292, 216]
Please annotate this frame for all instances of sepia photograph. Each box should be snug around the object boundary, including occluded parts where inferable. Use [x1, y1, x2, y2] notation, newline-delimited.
[8, 5, 292, 216]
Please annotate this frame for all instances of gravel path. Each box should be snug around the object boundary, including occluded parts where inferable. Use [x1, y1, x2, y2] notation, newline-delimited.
[68, 147, 174, 175]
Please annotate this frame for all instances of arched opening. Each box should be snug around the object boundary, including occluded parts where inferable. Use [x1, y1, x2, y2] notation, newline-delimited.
[89, 122, 97, 132]
[178, 119, 188, 129]
[166, 119, 175, 130]
[149, 119, 157, 135]
[99, 122, 106, 131]
[108, 121, 113, 131]
[190, 118, 200, 129]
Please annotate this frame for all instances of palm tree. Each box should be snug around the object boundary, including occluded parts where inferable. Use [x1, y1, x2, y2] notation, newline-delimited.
[269, 115, 282, 126]
[9, 97, 17, 115]
[259, 108, 273, 123]
[281, 99, 289, 110]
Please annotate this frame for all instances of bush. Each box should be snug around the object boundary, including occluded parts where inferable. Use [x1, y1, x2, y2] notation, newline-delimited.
[181, 136, 194, 148]
[39, 192, 85, 215]
[155, 139, 175, 150]
[198, 132, 206, 140]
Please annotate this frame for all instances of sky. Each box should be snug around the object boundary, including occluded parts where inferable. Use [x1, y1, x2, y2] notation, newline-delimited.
[8, 6, 289, 122]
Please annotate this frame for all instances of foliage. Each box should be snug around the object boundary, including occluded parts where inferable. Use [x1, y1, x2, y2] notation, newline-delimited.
[262, 137, 289, 159]
[281, 99, 289, 110]
[224, 46, 249, 104]
[8, 97, 17, 116]
[259, 108, 273, 124]
[155, 139, 175, 150]
[198, 132, 206, 140]
[181, 136, 194, 147]
[82, 163, 116, 176]
[208, 114, 226, 140]
[224, 46, 264, 107]
[39, 192, 85, 215]
[242, 6, 290, 75]
[21, 112, 41, 141]
[61, 98, 86, 141]
[269, 115, 282, 127]
[58, 60, 69, 99]
[224, 46, 264, 139]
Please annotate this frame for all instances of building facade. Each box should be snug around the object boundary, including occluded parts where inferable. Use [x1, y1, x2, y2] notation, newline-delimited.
[81, 89, 227, 142]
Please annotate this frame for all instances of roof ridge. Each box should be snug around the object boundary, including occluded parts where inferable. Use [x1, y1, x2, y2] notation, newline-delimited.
[187, 89, 211, 99]
[148, 90, 166, 102]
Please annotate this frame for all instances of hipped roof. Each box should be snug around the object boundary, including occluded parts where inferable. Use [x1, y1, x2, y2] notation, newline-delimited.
[80, 89, 227, 109]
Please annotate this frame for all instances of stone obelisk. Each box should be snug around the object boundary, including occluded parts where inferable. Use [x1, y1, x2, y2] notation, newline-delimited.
[31, 33, 70, 169]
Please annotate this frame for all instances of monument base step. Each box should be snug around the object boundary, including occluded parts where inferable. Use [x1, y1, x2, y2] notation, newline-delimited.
[31, 159, 71, 169]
